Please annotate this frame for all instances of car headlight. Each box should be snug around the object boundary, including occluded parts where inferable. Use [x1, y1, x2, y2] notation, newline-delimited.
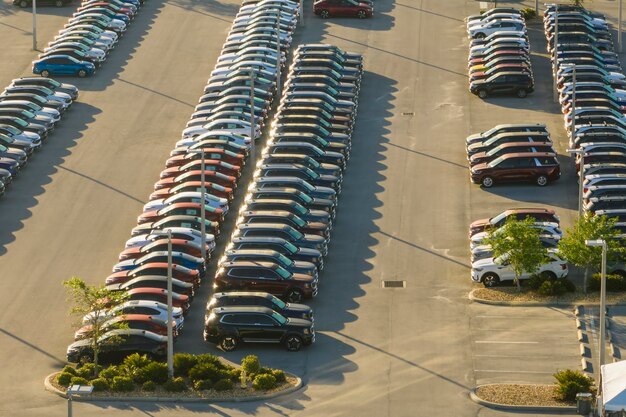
[304, 283, 311, 288]
[303, 328, 311, 335]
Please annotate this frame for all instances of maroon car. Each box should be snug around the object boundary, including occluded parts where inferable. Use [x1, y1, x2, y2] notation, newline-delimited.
[468, 208, 560, 237]
[149, 180, 234, 202]
[313, 0, 373, 19]
[213, 261, 318, 303]
[469, 64, 531, 82]
[470, 152, 561, 188]
[468, 50, 527, 66]
[105, 263, 200, 288]
[165, 148, 245, 168]
[74, 314, 176, 341]
[159, 160, 241, 180]
[153, 171, 237, 191]
[469, 141, 555, 166]
[118, 238, 204, 261]
[126, 288, 191, 315]
[137, 202, 225, 225]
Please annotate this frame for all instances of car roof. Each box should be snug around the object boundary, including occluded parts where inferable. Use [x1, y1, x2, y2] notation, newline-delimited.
[220, 260, 279, 269]
[503, 208, 555, 215]
[213, 306, 275, 315]
[237, 222, 290, 230]
[498, 152, 558, 159]
[214, 291, 272, 300]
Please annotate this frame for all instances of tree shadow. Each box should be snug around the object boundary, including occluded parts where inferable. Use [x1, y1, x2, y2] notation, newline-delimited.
[0, 102, 101, 256]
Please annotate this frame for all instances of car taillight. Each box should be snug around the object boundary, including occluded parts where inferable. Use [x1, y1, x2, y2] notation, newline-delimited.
[561, 264, 567, 270]
[583, 187, 588, 193]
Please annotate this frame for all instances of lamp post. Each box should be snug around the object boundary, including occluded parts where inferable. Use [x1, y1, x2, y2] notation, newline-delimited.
[151, 230, 174, 377]
[553, 5, 559, 102]
[300, 0, 304, 26]
[566, 148, 585, 218]
[186, 149, 207, 262]
[620, 0, 623, 53]
[249, 68, 256, 162]
[67, 385, 94, 417]
[32, 0, 37, 50]
[276, 9, 282, 97]
[585, 239, 608, 387]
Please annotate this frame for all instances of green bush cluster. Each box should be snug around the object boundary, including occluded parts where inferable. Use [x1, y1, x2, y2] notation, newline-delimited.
[272, 369, 286, 383]
[70, 376, 89, 386]
[141, 381, 156, 392]
[588, 274, 626, 292]
[554, 369, 594, 402]
[76, 363, 101, 379]
[520, 7, 537, 20]
[163, 377, 187, 392]
[194, 379, 213, 390]
[173, 353, 199, 377]
[61, 365, 77, 376]
[90, 378, 109, 392]
[213, 379, 233, 391]
[252, 374, 277, 390]
[528, 274, 576, 296]
[110, 376, 134, 392]
[57, 372, 74, 387]
[241, 355, 260, 375]
[99, 366, 120, 380]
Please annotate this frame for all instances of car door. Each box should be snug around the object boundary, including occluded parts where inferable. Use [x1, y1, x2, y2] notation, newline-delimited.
[58, 57, 77, 75]
[496, 259, 516, 281]
[249, 313, 283, 342]
[488, 75, 508, 94]
[227, 314, 257, 342]
[253, 268, 283, 295]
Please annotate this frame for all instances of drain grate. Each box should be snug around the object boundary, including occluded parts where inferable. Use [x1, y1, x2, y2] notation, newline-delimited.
[401, 112, 414, 116]
[382, 280, 406, 288]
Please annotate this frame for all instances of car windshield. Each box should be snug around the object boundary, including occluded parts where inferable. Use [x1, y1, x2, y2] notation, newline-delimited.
[270, 296, 287, 309]
[306, 158, 320, 168]
[276, 267, 291, 279]
[271, 311, 287, 324]
[301, 182, 314, 191]
[292, 216, 306, 227]
[283, 242, 298, 254]
[277, 254, 293, 266]
[488, 157, 504, 167]
[297, 192, 312, 203]
[288, 228, 304, 239]
[490, 212, 507, 225]
[293, 204, 307, 215]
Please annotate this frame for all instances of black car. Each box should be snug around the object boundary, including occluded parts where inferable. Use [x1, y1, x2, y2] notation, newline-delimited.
[255, 164, 342, 191]
[247, 187, 336, 217]
[66, 329, 167, 363]
[266, 142, 346, 168]
[221, 249, 318, 277]
[238, 210, 330, 237]
[14, 0, 72, 7]
[274, 133, 350, 156]
[11, 77, 78, 100]
[227, 236, 324, 270]
[243, 198, 332, 225]
[251, 176, 337, 201]
[203, 306, 314, 352]
[262, 153, 343, 176]
[207, 292, 314, 321]
[233, 223, 328, 254]
[470, 72, 534, 98]
[275, 114, 352, 135]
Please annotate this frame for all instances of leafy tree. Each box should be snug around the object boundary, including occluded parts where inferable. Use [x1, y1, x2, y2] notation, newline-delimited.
[557, 213, 625, 293]
[63, 277, 129, 377]
[482, 217, 549, 291]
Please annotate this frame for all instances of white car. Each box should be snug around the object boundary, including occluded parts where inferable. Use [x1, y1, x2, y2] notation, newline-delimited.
[470, 222, 562, 250]
[175, 130, 251, 149]
[125, 227, 215, 250]
[469, 38, 529, 55]
[467, 19, 525, 39]
[66, 14, 127, 32]
[181, 120, 260, 141]
[0, 100, 61, 122]
[53, 30, 116, 50]
[467, 13, 523, 28]
[471, 251, 568, 287]
[144, 191, 228, 213]
[583, 174, 626, 188]
[112, 251, 205, 273]
[43, 42, 106, 61]
[82, 300, 184, 330]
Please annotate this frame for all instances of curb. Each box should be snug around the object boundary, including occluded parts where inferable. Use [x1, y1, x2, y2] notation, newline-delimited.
[469, 385, 576, 413]
[469, 289, 626, 307]
[45, 372, 303, 403]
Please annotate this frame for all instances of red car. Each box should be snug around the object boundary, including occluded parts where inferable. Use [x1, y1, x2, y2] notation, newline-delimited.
[137, 202, 225, 225]
[74, 314, 176, 341]
[153, 171, 237, 191]
[126, 288, 191, 315]
[468, 50, 527, 66]
[105, 262, 200, 288]
[469, 208, 559, 237]
[159, 160, 241, 180]
[470, 152, 561, 188]
[313, 0, 373, 19]
[118, 238, 204, 261]
[469, 65, 531, 81]
[469, 141, 555, 166]
[165, 148, 245, 168]
[149, 181, 234, 202]
[76, 3, 134, 18]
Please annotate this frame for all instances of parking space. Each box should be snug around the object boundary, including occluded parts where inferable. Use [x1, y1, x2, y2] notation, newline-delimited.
[471, 304, 581, 385]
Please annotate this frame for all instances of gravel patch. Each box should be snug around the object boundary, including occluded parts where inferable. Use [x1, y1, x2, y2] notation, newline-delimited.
[473, 286, 626, 304]
[475, 384, 575, 407]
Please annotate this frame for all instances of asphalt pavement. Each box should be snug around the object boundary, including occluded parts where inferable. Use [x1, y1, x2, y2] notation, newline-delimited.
[0, 0, 613, 416]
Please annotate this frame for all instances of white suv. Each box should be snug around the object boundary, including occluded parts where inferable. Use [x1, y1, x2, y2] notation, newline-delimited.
[471, 251, 568, 287]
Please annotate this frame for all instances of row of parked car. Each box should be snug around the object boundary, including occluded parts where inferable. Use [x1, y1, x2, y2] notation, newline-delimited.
[204, 43, 363, 352]
[0, 78, 78, 197]
[31, 0, 146, 77]
[466, 8, 534, 98]
[544, 5, 626, 226]
[65, 0, 302, 363]
[467, 123, 561, 188]
[468, 208, 568, 287]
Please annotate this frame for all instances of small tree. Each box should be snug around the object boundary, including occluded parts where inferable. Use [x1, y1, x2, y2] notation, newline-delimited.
[557, 213, 624, 293]
[63, 277, 129, 377]
[482, 217, 549, 291]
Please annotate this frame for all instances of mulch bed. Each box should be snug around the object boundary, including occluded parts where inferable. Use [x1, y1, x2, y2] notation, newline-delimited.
[473, 286, 626, 304]
[475, 384, 575, 407]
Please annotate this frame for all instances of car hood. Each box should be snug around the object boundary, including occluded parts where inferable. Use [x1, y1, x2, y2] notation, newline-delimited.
[472, 257, 497, 269]
[471, 162, 489, 172]
[67, 338, 91, 351]
[469, 218, 490, 229]
[286, 303, 313, 314]
[286, 317, 312, 328]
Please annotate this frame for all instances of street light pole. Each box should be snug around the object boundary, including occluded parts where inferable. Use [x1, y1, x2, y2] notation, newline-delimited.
[566, 148, 584, 218]
[553, 5, 559, 103]
[187, 149, 207, 261]
[249, 68, 256, 163]
[300, 0, 304, 26]
[32, 0, 37, 51]
[620, 0, 623, 53]
[535, 0, 539, 15]
[276, 9, 282, 98]
[586, 239, 608, 386]
[166, 229, 173, 378]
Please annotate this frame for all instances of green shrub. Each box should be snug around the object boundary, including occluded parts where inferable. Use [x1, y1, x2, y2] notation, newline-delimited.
[110, 376, 135, 392]
[228, 368, 242, 383]
[57, 372, 74, 387]
[140, 362, 169, 384]
[99, 366, 120, 380]
[196, 353, 226, 369]
[252, 374, 277, 390]
[76, 363, 102, 380]
[589, 274, 626, 292]
[141, 381, 156, 392]
[257, 367, 273, 376]
[520, 7, 537, 20]
[163, 377, 187, 392]
[241, 355, 260, 375]
[213, 378, 233, 392]
[554, 369, 594, 402]
[70, 376, 89, 386]
[538, 280, 567, 296]
[561, 278, 577, 293]
[271, 369, 286, 383]
[173, 353, 198, 377]
[528, 274, 545, 290]
[90, 378, 109, 392]
[194, 379, 213, 390]
[189, 363, 222, 383]
[120, 353, 153, 381]
[61, 365, 77, 376]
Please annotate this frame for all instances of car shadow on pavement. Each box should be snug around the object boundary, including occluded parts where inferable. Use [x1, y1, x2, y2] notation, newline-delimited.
[0, 102, 101, 256]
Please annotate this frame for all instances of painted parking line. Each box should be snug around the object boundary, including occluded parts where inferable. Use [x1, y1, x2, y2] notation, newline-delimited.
[475, 340, 539, 344]
[474, 354, 581, 359]
[475, 370, 554, 374]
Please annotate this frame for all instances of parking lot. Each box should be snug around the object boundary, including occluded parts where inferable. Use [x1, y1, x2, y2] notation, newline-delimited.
[1, 0, 621, 416]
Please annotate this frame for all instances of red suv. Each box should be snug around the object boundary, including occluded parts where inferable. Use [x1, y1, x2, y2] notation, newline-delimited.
[314, 0, 373, 19]
[470, 152, 561, 187]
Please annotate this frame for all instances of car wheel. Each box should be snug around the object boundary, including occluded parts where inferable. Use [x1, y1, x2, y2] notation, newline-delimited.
[19, 0, 28, 7]
[77, 69, 87, 78]
[357, 9, 367, 18]
[286, 288, 304, 303]
[285, 335, 303, 352]
[481, 176, 494, 188]
[320, 9, 330, 18]
[477, 89, 488, 99]
[540, 271, 557, 280]
[55, 0, 63, 6]
[482, 273, 500, 288]
[475, 32, 486, 39]
[219, 336, 238, 352]
[41, 70, 50, 78]
[536, 175, 548, 186]
[516, 88, 528, 98]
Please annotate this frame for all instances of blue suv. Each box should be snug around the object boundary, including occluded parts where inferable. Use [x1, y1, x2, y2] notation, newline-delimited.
[32, 55, 95, 78]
